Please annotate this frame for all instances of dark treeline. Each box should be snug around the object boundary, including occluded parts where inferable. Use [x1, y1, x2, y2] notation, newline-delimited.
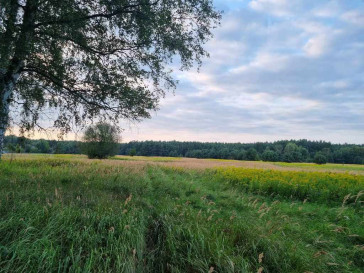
[4, 135, 81, 155]
[3, 135, 364, 164]
[120, 140, 364, 164]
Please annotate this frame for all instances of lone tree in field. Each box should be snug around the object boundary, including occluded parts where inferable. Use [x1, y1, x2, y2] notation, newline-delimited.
[0, 0, 221, 158]
[81, 123, 119, 159]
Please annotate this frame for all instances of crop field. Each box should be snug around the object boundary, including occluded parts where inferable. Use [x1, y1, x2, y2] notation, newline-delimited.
[0, 154, 363, 273]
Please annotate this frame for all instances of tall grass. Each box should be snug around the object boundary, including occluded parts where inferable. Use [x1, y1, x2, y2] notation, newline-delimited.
[0, 157, 363, 272]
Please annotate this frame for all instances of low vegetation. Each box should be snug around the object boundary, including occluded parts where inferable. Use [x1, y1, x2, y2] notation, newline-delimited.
[0, 155, 363, 272]
[215, 167, 363, 203]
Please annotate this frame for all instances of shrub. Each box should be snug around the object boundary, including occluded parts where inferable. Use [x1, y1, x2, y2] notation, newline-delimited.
[81, 123, 120, 159]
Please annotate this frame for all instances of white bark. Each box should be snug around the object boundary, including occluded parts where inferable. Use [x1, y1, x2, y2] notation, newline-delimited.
[0, 70, 21, 159]
[0, 128, 5, 159]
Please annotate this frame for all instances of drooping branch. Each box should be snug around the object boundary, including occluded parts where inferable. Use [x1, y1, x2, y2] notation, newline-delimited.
[22, 67, 120, 113]
[34, 31, 144, 57]
[33, 1, 160, 28]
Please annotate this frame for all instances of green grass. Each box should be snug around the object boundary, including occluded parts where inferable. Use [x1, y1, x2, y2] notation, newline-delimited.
[0, 157, 363, 272]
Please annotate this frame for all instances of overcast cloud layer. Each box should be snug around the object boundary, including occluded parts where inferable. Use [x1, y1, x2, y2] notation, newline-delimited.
[21, 0, 364, 143]
[119, 0, 364, 143]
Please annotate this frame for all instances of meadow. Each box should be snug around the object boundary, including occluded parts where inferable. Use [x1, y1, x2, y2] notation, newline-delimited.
[0, 154, 363, 272]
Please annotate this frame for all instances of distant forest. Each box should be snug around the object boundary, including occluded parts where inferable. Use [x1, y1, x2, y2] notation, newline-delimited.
[4, 135, 364, 164]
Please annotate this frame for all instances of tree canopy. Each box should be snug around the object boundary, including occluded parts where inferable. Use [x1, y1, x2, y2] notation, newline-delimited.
[81, 123, 119, 159]
[0, 0, 221, 157]
[314, 152, 327, 165]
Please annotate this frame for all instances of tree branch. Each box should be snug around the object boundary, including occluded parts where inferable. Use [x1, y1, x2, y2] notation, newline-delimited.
[35, 31, 144, 56]
[34, 1, 160, 28]
[22, 67, 118, 113]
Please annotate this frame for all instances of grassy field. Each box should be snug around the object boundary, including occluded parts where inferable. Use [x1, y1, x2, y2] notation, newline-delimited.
[0, 154, 363, 272]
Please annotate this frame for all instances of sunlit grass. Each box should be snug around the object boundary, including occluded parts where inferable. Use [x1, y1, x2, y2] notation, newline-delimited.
[4, 153, 364, 174]
[214, 167, 364, 203]
[274, 162, 364, 172]
[111, 155, 182, 162]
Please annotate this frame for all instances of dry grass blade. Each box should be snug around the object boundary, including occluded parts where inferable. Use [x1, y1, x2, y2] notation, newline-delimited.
[259, 252, 264, 263]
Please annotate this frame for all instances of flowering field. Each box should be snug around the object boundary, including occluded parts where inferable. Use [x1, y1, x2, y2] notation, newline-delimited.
[215, 167, 364, 203]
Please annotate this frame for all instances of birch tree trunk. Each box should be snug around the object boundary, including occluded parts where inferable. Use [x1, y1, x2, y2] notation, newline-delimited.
[0, 70, 21, 159]
[0, 0, 36, 160]
[0, 88, 11, 160]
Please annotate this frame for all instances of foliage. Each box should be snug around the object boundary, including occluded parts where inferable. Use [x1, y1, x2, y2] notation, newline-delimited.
[261, 148, 279, 162]
[5, 143, 15, 153]
[282, 142, 308, 163]
[80, 123, 120, 159]
[0, 156, 363, 272]
[120, 139, 364, 164]
[246, 147, 259, 161]
[314, 152, 327, 165]
[129, 148, 136, 157]
[35, 139, 50, 154]
[4, 135, 81, 154]
[15, 144, 21, 153]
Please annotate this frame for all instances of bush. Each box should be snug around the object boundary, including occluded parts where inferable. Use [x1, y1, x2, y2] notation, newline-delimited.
[81, 123, 120, 159]
[314, 153, 327, 165]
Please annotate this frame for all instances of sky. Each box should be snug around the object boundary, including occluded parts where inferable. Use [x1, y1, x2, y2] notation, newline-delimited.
[117, 0, 364, 144]
[14, 0, 364, 144]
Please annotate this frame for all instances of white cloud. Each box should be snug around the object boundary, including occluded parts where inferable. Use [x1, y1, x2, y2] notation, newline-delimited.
[303, 35, 330, 57]
[319, 80, 349, 89]
[341, 11, 364, 27]
[231, 52, 289, 73]
[178, 71, 226, 96]
[158, 94, 186, 107]
[312, 1, 341, 18]
[217, 92, 320, 114]
[295, 20, 329, 35]
[249, 0, 292, 17]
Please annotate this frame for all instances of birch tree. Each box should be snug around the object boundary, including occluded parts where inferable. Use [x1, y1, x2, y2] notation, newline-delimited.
[0, 0, 221, 158]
